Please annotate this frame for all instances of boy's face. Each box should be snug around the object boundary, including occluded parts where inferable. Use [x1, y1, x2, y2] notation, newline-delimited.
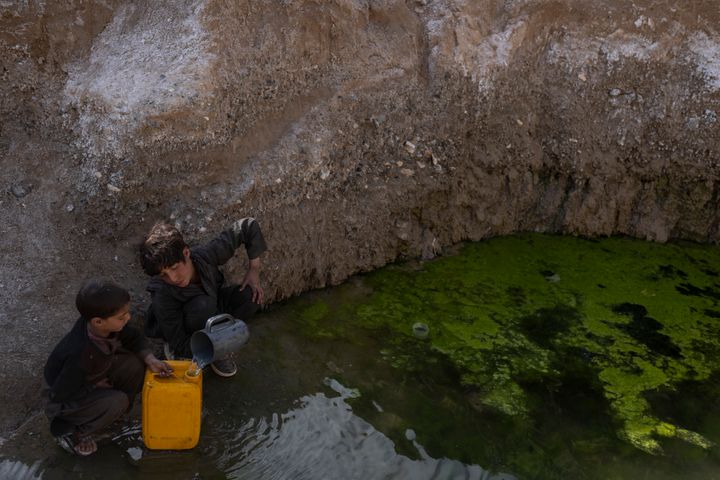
[97, 303, 131, 333]
[159, 247, 194, 287]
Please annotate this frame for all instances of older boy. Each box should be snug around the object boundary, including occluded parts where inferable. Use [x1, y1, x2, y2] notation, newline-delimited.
[43, 279, 172, 456]
[139, 217, 267, 377]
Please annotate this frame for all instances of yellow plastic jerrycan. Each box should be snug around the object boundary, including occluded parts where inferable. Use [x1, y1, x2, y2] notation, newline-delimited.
[142, 360, 202, 450]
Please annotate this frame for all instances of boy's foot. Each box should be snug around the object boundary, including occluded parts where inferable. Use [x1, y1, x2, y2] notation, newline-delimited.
[211, 358, 237, 377]
[163, 342, 175, 360]
[56, 435, 97, 456]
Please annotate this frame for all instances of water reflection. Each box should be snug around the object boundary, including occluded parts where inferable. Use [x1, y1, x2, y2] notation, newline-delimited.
[210, 379, 515, 480]
[0, 459, 43, 480]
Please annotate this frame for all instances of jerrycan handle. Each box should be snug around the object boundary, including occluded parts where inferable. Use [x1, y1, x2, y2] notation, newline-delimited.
[205, 313, 235, 332]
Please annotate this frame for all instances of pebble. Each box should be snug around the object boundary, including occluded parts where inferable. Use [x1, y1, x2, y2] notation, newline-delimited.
[545, 273, 561, 283]
[609, 88, 622, 96]
[703, 109, 717, 124]
[400, 168, 414, 177]
[578, 72, 587, 82]
[412, 322, 429, 339]
[10, 184, 30, 198]
[107, 183, 121, 192]
[404, 141, 417, 154]
[405, 429, 417, 441]
[65, 203, 75, 212]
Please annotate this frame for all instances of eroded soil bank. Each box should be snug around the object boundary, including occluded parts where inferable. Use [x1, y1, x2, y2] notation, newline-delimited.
[1, 0, 720, 432]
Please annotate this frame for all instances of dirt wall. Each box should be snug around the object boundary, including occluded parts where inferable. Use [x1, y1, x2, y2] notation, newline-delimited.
[1, 0, 719, 433]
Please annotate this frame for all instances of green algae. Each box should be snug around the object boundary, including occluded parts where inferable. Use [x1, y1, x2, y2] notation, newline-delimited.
[295, 234, 720, 455]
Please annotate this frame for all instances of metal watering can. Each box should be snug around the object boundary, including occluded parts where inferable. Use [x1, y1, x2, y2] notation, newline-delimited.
[190, 314, 249, 367]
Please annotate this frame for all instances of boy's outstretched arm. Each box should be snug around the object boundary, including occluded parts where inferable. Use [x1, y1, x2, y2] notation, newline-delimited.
[241, 257, 263, 304]
[200, 217, 268, 267]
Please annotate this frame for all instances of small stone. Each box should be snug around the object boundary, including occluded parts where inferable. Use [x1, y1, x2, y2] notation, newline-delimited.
[403, 141, 416, 154]
[199, 227, 207, 233]
[412, 322, 429, 339]
[405, 429, 417, 441]
[127, 447, 143, 462]
[275, 178, 282, 184]
[703, 109, 717, 124]
[431, 154, 440, 166]
[516, 119, 524, 126]
[326, 361, 343, 373]
[10, 184, 30, 198]
[320, 168, 330, 180]
[65, 203, 75, 212]
[107, 183, 121, 193]
[94, 171, 102, 179]
[609, 88, 622, 96]
[578, 72, 587, 82]
[400, 168, 414, 176]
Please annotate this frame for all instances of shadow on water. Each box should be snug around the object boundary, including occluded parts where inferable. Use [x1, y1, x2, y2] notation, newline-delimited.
[3, 234, 720, 479]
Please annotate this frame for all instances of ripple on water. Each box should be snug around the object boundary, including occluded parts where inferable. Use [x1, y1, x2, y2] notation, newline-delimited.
[209, 381, 516, 480]
[0, 459, 43, 480]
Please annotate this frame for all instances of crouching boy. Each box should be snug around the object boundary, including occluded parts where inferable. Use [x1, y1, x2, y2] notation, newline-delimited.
[43, 279, 172, 456]
[139, 218, 267, 377]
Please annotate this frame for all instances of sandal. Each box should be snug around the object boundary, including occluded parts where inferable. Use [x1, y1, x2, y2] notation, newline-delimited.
[56, 435, 97, 456]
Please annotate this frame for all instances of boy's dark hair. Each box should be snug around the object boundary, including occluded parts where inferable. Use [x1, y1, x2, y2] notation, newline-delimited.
[76, 279, 130, 320]
[139, 222, 187, 276]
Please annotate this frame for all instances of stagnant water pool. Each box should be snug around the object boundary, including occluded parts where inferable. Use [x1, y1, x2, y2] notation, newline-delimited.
[2, 234, 720, 479]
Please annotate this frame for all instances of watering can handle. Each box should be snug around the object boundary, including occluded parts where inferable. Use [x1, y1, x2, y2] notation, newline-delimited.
[205, 313, 234, 332]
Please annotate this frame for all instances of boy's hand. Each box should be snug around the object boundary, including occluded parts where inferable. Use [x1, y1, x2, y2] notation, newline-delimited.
[241, 257, 264, 304]
[145, 354, 173, 377]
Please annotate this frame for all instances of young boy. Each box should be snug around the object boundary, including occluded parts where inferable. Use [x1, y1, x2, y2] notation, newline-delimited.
[139, 217, 267, 377]
[43, 279, 172, 456]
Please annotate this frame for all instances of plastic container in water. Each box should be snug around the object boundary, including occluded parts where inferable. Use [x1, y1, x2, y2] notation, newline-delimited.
[142, 360, 202, 450]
